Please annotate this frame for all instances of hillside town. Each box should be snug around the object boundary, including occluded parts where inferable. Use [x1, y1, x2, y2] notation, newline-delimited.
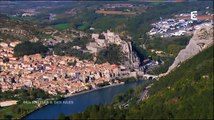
[0, 29, 164, 95]
[0, 41, 144, 95]
[0, 28, 165, 96]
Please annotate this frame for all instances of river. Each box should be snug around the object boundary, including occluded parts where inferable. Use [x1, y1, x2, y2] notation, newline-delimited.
[23, 80, 145, 119]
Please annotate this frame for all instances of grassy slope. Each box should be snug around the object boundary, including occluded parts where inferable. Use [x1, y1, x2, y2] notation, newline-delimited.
[134, 45, 214, 119]
[0, 103, 37, 119]
[70, 45, 213, 119]
[52, 23, 70, 31]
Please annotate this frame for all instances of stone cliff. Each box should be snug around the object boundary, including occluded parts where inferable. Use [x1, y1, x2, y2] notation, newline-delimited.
[165, 23, 213, 75]
[89, 30, 140, 68]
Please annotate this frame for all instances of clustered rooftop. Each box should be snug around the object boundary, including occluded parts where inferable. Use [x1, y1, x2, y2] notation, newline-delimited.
[0, 42, 134, 95]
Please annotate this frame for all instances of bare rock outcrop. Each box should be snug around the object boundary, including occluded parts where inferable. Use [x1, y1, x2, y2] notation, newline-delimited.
[89, 30, 140, 68]
[165, 23, 213, 75]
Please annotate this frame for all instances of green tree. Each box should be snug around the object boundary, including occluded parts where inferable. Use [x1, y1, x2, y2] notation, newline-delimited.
[96, 44, 127, 64]
[14, 41, 48, 57]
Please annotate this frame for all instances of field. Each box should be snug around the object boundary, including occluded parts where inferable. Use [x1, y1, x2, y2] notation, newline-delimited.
[52, 23, 70, 30]
[96, 10, 137, 15]
[77, 23, 90, 31]
[175, 15, 213, 20]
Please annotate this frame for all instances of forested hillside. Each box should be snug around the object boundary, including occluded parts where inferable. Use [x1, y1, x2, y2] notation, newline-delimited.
[67, 45, 213, 119]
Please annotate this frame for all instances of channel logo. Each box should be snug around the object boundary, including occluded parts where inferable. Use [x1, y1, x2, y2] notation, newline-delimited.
[191, 11, 197, 21]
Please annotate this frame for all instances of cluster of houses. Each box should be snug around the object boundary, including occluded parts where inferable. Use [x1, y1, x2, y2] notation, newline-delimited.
[140, 56, 164, 74]
[147, 12, 213, 38]
[0, 42, 139, 95]
[0, 41, 20, 62]
[148, 18, 195, 38]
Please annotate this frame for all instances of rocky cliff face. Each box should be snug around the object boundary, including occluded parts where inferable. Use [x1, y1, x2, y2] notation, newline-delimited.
[125, 41, 141, 69]
[90, 30, 140, 68]
[165, 23, 213, 75]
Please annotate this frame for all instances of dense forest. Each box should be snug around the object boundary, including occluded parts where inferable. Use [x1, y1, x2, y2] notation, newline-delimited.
[14, 41, 48, 57]
[96, 44, 127, 65]
[53, 39, 93, 60]
[0, 88, 50, 101]
[64, 45, 213, 119]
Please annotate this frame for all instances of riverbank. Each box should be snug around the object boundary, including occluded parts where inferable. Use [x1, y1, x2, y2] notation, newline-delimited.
[138, 83, 154, 102]
[22, 81, 134, 119]
[64, 82, 125, 98]
[22, 80, 147, 119]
